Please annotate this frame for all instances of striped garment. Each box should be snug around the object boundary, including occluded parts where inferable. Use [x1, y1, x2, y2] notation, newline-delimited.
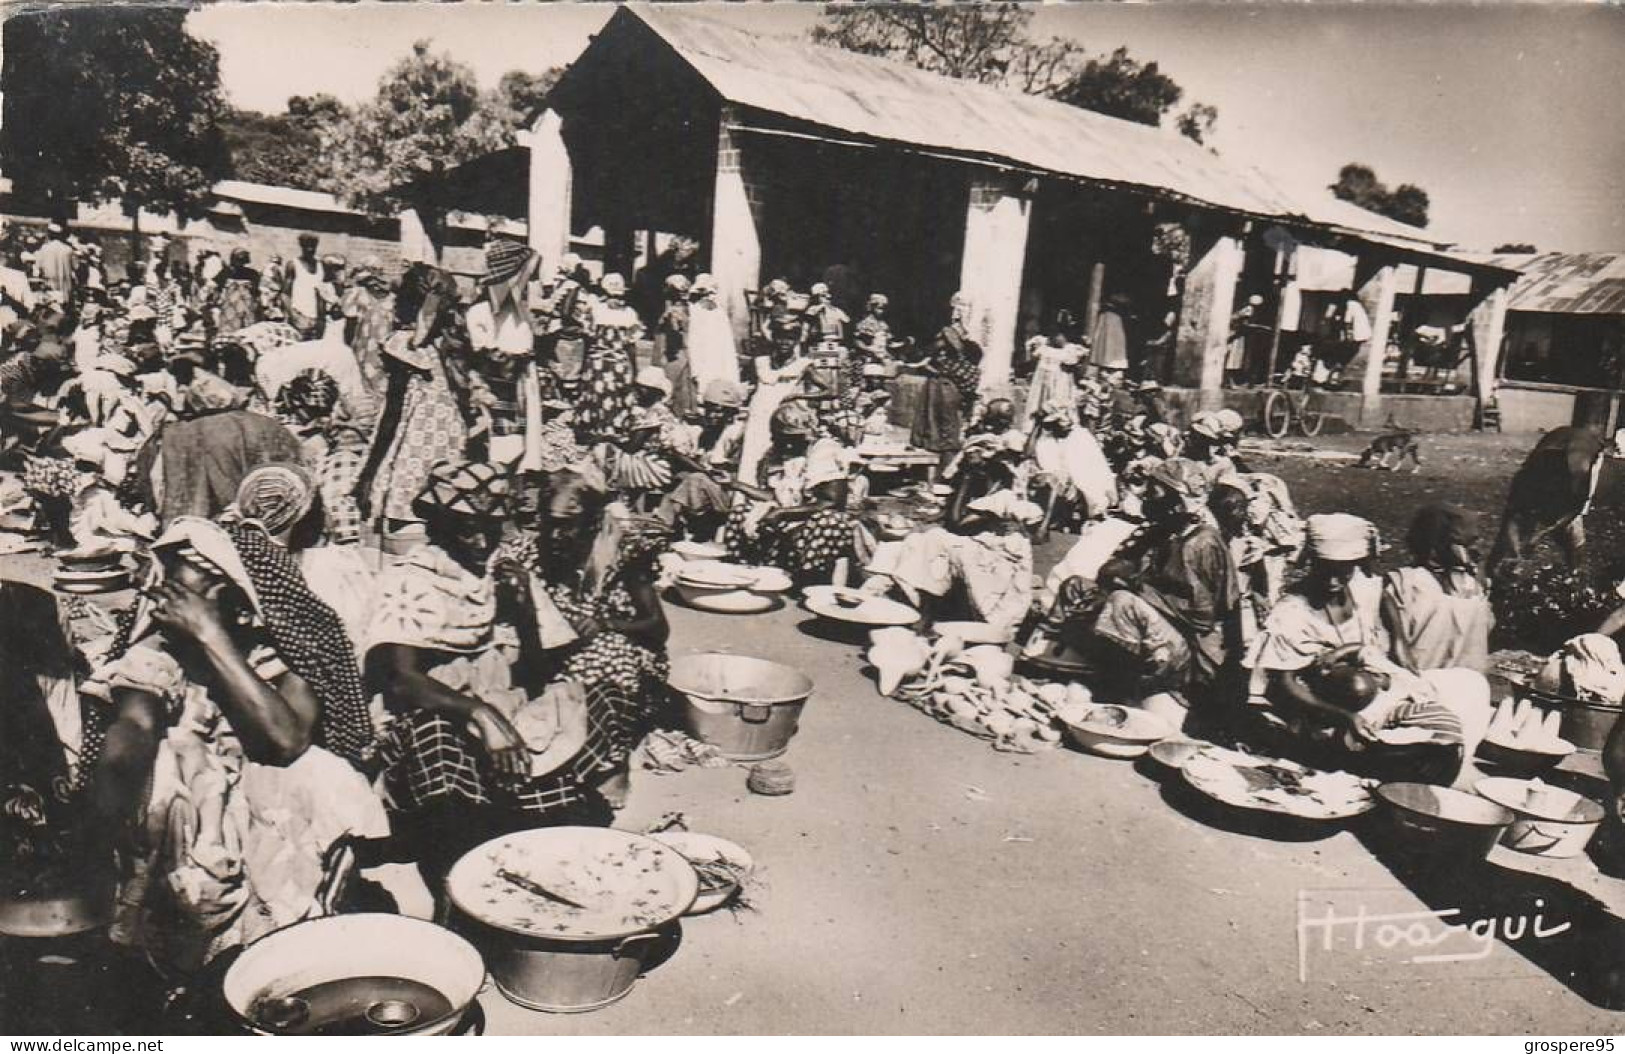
[1383, 695, 1464, 745]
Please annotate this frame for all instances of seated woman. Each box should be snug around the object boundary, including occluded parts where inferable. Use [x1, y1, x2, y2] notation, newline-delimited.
[1039, 458, 1238, 728]
[863, 441, 1040, 634]
[1, 583, 96, 920]
[497, 467, 672, 807]
[1381, 503, 1493, 675]
[607, 366, 701, 513]
[671, 401, 868, 586]
[1245, 513, 1492, 785]
[1025, 404, 1118, 532]
[224, 462, 377, 663]
[365, 461, 614, 897]
[82, 516, 383, 976]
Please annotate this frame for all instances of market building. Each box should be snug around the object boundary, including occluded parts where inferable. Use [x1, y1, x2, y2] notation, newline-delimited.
[404, 4, 1520, 430]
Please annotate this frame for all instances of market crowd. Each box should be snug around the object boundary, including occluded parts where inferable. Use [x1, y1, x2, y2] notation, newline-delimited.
[0, 218, 1621, 998]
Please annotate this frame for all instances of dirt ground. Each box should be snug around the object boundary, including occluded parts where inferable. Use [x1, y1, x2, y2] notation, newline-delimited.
[7, 430, 1625, 1035]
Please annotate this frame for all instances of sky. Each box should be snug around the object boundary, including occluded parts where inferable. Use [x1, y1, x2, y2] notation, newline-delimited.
[186, 2, 1625, 252]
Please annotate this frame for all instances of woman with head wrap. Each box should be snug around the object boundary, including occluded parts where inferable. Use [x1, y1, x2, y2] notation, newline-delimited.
[1041, 459, 1239, 726]
[573, 273, 643, 441]
[339, 257, 395, 402]
[720, 401, 871, 585]
[737, 285, 831, 488]
[853, 293, 895, 363]
[365, 461, 607, 896]
[355, 262, 473, 531]
[606, 366, 698, 509]
[496, 468, 671, 807]
[227, 462, 375, 652]
[1244, 512, 1490, 785]
[213, 248, 261, 336]
[465, 240, 542, 467]
[274, 369, 366, 546]
[79, 516, 383, 976]
[653, 273, 695, 418]
[684, 273, 739, 396]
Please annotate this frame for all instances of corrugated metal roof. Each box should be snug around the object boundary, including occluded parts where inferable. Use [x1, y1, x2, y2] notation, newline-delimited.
[624, 5, 1453, 253]
[1477, 252, 1625, 315]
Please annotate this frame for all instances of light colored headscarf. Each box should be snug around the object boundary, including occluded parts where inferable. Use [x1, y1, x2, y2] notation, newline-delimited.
[225, 463, 316, 536]
[1306, 513, 1376, 562]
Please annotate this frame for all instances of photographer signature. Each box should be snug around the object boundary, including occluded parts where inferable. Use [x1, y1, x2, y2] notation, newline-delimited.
[1297, 893, 1570, 981]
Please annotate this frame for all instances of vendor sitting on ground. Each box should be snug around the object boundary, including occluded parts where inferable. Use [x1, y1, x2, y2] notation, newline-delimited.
[365, 462, 612, 897]
[1032, 457, 1237, 728]
[1382, 503, 1493, 675]
[1244, 512, 1492, 785]
[83, 517, 383, 975]
[606, 366, 700, 512]
[1186, 409, 1249, 481]
[664, 400, 870, 584]
[863, 437, 1040, 634]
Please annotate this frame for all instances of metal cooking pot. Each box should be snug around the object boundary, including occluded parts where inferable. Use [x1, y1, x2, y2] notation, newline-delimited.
[222, 913, 485, 1036]
[447, 828, 698, 1014]
[669, 652, 814, 761]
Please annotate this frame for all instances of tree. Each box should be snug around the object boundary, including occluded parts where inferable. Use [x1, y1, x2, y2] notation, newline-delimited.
[1329, 163, 1431, 228]
[320, 42, 509, 214]
[481, 69, 565, 143]
[1050, 47, 1182, 127]
[812, 4, 1215, 141]
[811, 3, 1038, 85]
[1, 7, 228, 231]
[1493, 242, 1538, 254]
[1175, 103, 1219, 147]
[220, 109, 330, 190]
[1386, 184, 1430, 228]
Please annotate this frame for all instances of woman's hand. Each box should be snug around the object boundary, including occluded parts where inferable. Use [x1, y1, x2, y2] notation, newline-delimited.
[150, 579, 230, 647]
[1346, 710, 1381, 744]
[469, 704, 529, 783]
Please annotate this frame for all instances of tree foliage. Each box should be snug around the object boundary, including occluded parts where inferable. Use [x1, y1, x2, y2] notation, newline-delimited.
[317, 42, 511, 214]
[1, 7, 229, 220]
[482, 69, 566, 144]
[1493, 242, 1538, 254]
[1329, 163, 1431, 228]
[220, 104, 345, 191]
[812, 4, 1214, 141]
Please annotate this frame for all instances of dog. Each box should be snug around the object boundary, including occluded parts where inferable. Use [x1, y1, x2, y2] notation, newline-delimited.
[1356, 429, 1421, 473]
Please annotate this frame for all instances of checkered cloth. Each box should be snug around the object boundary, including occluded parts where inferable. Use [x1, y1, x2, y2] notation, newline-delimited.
[412, 460, 509, 520]
[484, 239, 532, 284]
[373, 683, 623, 817]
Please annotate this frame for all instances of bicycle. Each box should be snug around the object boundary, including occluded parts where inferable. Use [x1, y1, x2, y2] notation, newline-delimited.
[1260, 373, 1327, 438]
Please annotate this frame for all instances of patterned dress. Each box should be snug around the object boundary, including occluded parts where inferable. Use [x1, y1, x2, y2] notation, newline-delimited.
[343, 286, 395, 401]
[576, 301, 641, 441]
[911, 325, 981, 453]
[368, 331, 468, 522]
[367, 546, 617, 820]
[215, 273, 260, 336]
[500, 523, 672, 772]
[723, 443, 867, 585]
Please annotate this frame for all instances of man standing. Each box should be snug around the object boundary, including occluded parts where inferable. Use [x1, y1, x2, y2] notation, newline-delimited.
[283, 233, 326, 339]
[33, 222, 76, 303]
